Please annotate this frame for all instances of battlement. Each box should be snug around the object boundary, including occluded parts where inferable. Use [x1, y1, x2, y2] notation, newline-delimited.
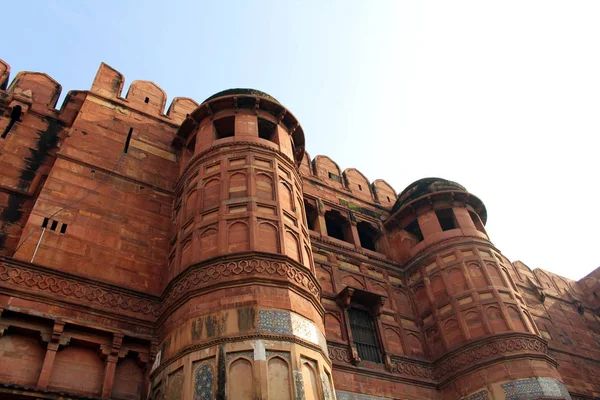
[0, 58, 199, 125]
[300, 151, 397, 210]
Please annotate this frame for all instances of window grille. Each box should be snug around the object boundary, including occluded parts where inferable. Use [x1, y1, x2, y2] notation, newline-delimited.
[348, 307, 382, 363]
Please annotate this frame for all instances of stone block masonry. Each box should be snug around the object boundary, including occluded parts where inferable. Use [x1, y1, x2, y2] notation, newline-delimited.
[0, 58, 598, 399]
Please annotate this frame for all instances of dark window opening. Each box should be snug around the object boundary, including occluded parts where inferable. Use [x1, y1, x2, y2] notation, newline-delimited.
[42, 218, 49, 228]
[469, 211, 486, 234]
[386, 196, 391, 202]
[328, 172, 342, 183]
[60, 224, 67, 234]
[258, 117, 277, 141]
[357, 221, 378, 252]
[405, 219, 424, 242]
[358, 184, 362, 191]
[144, 97, 150, 104]
[304, 199, 319, 231]
[50, 220, 58, 231]
[213, 116, 235, 139]
[436, 209, 457, 231]
[324, 210, 351, 243]
[123, 128, 133, 153]
[2, 105, 22, 139]
[348, 307, 382, 363]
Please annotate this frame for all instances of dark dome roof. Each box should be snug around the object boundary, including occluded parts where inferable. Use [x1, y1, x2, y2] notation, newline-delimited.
[392, 177, 467, 213]
[203, 88, 280, 104]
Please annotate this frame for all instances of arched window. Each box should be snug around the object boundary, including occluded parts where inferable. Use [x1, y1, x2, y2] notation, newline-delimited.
[357, 221, 378, 252]
[324, 210, 352, 243]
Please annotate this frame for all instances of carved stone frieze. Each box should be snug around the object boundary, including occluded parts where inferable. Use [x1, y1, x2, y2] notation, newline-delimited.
[0, 257, 160, 318]
[0, 254, 321, 322]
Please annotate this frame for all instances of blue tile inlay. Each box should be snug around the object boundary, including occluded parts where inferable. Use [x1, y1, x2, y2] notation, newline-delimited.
[501, 377, 571, 399]
[258, 309, 293, 335]
[461, 389, 489, 400]
[193, 363, 214, 400]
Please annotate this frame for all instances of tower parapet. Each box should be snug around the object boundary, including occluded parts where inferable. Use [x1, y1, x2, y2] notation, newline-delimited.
[385, 177, 565, 397]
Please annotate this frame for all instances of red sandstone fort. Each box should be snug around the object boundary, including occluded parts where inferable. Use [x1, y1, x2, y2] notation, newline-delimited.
[0, 59, 598, 400]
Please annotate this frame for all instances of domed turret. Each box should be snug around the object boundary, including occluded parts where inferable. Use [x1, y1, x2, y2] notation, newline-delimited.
[154, 88, 331, 399]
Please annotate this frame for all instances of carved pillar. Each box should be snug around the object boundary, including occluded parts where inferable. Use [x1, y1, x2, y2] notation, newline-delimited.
[101, 333, 124, 398]
[37, 320, 67, 389]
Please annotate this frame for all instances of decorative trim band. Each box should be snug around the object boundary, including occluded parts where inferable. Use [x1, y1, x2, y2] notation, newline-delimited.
[0, 253, 322, 323]
[329, 333, 553, 388]
[0, 256, 160, 320]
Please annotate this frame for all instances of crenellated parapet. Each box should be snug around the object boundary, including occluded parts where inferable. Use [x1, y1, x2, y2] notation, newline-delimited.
[90, 62, 199, 124]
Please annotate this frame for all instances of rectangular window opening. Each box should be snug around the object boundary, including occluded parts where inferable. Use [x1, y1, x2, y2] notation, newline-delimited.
[60, 223, 68, 234]
[42, 217, 49, 228]
[144, 97, 150, 104]
[348, 307, 382, 363]
[213, 116, 235, 139]
[328, 172, 342, 183]
[469, 211, 487, 234]
[50, 220, 58, 231]
[258, 117, 277, 142]
[436, 209, 457, 231]
[405, 219, 424, 242]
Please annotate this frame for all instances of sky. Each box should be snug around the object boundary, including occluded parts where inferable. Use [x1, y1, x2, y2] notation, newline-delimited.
[2, 1, 598, 280]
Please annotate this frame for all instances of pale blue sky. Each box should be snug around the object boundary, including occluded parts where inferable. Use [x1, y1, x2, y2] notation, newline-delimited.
[3, 1, 599, 280]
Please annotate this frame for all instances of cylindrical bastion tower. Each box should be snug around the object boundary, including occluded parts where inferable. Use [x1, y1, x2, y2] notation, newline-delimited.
[150, 89, 332, 400]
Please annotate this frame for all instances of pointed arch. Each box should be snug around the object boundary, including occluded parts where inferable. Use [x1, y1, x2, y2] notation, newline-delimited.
[267, 357, 292, 400]
[257, 222, 279, 253]
[228, 358, 253, 400]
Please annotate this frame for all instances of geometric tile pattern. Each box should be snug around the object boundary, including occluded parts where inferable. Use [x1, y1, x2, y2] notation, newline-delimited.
[336, 391, 394, 400]
[258, 309, 293, 335]
[193, 363, 214, 400]
[461, 389, 489, 400]
[501, 377, 572, 400]
[258, 309, 327, 350]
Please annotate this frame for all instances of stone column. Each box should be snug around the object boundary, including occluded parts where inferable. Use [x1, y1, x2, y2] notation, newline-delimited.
[37, 321, 67, 389]
[101, 333, 124, 398]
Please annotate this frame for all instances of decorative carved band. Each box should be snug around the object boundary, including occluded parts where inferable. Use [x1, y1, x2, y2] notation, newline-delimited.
[389, 356, 434, 380]
[328, 333, 551, 386]
[433, 334, 549, 382]
[160, 255, 321, 318]
[0, 253, 321, 322]
[328, 343, 352, 363]
[0, 257, 160, 318]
